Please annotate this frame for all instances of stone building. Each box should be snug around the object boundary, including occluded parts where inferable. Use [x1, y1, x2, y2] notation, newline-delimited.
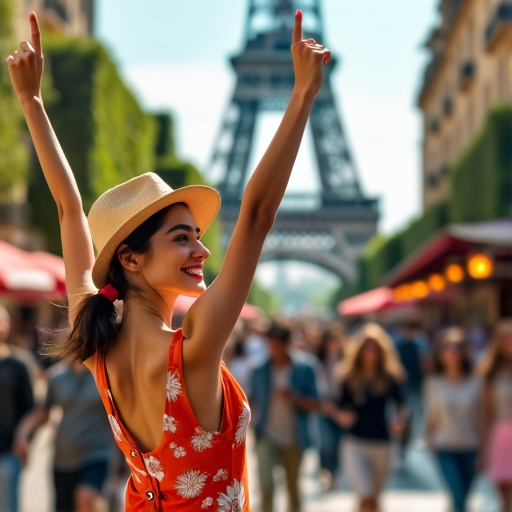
[15, 0, 94, 39]
[419, 0, 512, 209]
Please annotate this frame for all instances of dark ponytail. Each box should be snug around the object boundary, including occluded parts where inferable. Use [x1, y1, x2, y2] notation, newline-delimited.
[47, 204, 178, 362]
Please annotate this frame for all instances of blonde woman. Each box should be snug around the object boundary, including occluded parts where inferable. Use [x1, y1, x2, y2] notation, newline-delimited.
[329, 323, 406, 512]
[479, 319, 512, 512]
[7, 11, 330, 510]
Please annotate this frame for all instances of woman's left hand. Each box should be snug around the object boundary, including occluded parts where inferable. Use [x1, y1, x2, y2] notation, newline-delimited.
[291, 10, 330, 98]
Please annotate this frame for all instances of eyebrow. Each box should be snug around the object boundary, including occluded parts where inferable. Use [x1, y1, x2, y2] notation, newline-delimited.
[166, 224, 201, 235]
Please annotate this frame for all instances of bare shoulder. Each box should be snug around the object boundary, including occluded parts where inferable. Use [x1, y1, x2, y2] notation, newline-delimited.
[82, 353, 96, 374]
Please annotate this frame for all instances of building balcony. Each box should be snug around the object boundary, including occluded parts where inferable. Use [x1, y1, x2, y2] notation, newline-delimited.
[459, 60, 476, 92]
[426, 166, 449, 189]
[430, 118, 440, 134]
[443, 97, 454, 117]
[486, 0, 512, 51]
[42, 0, 68, 33]
[426, 172, 440, 188]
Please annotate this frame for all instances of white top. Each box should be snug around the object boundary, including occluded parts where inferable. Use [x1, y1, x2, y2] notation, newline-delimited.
[425, 375, 482, 450]
[264, 365, 297, 446]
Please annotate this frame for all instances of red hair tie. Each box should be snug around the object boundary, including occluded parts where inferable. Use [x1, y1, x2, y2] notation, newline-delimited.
[97, 283, 119, 302]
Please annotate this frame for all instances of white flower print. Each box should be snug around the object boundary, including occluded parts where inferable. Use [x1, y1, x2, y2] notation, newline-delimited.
[202, 497, 213, 509]
[166, 370, 183, 402]
[235, 402, 251, 445]
[217, 480, 246, 512]
[174, 469, 208, 498]
[125, 458, 147, 484]
[191, 426, 214, 452]
[108, 415, 122, 442]
[163, 414, 178, 433]
[213, 469, 228, 482]
[169, 442, 187, 458]
[144, 455, 165, 482]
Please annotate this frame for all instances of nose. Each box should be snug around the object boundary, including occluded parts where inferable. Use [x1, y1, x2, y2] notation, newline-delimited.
[192, 239, 210, 260]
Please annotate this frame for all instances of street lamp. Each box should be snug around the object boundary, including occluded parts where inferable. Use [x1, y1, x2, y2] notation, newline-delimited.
[467, 252, 494, 279]
[445, 263, 465, 283]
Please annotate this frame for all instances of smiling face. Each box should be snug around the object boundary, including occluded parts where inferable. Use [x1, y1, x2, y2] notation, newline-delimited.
[134, 204, 211, 298]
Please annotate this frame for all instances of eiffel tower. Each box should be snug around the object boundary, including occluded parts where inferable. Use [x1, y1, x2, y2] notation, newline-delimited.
[210, 0, 379, 281]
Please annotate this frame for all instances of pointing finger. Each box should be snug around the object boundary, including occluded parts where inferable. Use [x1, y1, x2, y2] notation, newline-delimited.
[29, 12, 42, 59]
[292, 10, 302, 45]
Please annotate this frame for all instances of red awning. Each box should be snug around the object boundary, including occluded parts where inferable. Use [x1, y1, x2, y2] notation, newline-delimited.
[384, 220, 512, 288]
[338, 287, 394, 317]
[173, 295, 261, 320]
[0, 241, 66, 301]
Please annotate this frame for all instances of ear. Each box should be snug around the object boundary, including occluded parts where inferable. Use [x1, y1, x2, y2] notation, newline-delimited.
[116, 244, 141, 274]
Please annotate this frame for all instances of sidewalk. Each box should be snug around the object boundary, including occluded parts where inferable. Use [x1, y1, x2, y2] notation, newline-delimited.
[21, 426, 499, 512]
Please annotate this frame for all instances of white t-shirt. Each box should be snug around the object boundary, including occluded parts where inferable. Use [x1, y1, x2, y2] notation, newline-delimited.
[264, 365, 298, 446]
[425, 375, 482, 450]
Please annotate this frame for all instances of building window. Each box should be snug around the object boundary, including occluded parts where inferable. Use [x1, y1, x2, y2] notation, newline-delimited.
[44, 0, 68, 22]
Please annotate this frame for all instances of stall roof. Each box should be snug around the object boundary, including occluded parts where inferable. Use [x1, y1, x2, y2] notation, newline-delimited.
[338, 287, 394, 317]
[0, 241, 66, 301]
[384, 219, 512, 288]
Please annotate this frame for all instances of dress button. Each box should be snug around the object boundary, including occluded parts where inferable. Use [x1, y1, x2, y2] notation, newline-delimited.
[131, 450, 137, 457]
[146, 491, 154, 501]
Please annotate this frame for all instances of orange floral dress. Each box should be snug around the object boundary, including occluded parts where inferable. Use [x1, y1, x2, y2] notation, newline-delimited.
[95, 328, 251, 511]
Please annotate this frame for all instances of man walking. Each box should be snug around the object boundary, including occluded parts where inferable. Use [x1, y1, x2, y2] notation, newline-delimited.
[249, 321, 320, 512]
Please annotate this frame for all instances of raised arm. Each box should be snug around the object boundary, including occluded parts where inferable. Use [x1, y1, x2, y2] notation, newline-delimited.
[7, 13, 95, 324]
[183, 11, 330, 360]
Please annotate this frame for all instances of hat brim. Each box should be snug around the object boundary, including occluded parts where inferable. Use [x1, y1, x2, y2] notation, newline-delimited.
[91, 185, 221, 289]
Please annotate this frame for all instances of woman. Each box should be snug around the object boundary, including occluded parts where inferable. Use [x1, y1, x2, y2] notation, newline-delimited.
[15, 361, 116, 512]
[424, 327, 482, 512]
[7, 11, 330, 510]
[329, 323, 406, 512]
[479, 319, 512, 512]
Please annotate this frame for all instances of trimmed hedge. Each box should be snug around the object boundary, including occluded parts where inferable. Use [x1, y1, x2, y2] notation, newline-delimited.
[450, 106, 512, 222]
[27, 36, 224, 281]
[28, 37, 157, 251]
[0, 0, 30, 195]
[340, 105, 512, 300]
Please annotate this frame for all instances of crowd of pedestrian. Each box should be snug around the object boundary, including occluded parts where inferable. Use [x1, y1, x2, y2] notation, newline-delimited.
[3, 304, 512, 512]
[226, 314, 512, 512]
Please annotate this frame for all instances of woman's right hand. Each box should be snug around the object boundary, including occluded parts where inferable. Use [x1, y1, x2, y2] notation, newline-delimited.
[6, 12, 44, 106]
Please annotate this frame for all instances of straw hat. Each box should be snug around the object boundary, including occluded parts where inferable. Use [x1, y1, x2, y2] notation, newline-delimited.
[88, 172, 221, 288]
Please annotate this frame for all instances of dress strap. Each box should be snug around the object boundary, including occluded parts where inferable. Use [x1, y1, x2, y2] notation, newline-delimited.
[94, 350, 115, 414]
[167, 328, 184, 370]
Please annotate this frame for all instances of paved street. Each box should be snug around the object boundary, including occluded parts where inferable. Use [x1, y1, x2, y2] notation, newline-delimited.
[21, 426, 501, 512]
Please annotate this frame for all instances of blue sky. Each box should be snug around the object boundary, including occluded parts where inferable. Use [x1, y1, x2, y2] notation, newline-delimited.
[96, 0, 439, 236]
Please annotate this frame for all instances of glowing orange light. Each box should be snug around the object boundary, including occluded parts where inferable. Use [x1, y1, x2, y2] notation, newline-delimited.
[445, 263, 464, 283]
[467, 253, 493, 279]
[428, 273, 446, 292]
[412, 280, 429, 298]
[393, 284, 413, 302]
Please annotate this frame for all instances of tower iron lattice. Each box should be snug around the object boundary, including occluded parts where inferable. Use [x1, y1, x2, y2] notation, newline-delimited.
[210, 0, 379, 280]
